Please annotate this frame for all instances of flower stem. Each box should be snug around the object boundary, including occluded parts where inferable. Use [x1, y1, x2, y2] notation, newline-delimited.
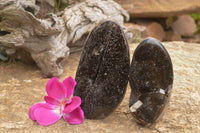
[54, 0, 57, 13]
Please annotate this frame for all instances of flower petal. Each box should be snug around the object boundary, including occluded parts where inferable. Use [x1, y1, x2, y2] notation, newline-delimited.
[63, 96, 81, 114]
[34, 105, 61, 126]
[63, 107, 84, 125]
[42, 103, 59, 110]
[46, 77, 65, 100]
[44, 96, 60, 106]
[29, 102, 44, 120]
[63, 76, 76, 98]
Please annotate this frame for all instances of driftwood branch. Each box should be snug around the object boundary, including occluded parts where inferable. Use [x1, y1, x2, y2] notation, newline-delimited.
[0, 0, 131, 77]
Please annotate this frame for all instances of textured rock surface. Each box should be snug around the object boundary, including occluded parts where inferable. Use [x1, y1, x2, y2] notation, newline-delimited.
[0, 42, 200, 132]
[171, 15, 197, 37]
[129, 38, 173, 125]
[0, 0, 130, 77]
[115, 0, 200, 18]
[125, 22, 165, 41]
[146, 23, 165, 41]
[163, 31, 182, 41]
[74, 21, 130, 119]
[124, 23, 146, 43]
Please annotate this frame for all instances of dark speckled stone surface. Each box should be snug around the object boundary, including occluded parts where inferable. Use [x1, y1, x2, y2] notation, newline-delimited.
[74, 21, 130, 119]
[129, 37, 173, 125]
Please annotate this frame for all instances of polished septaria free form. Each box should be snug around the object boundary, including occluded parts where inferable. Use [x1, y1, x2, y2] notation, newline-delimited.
[129, 38, 174, 125]
[74, 20, 130, 119]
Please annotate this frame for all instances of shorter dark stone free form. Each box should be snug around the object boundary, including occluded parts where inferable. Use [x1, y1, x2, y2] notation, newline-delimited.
[74, 21, 130, 119]
[129, 37, 173, 125]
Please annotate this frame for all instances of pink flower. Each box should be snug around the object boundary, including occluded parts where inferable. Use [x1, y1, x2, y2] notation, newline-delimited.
[29, 77, 84, 126]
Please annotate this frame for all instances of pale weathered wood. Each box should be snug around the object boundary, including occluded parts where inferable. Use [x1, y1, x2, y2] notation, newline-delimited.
[115, 0, 200, 18]
[0, 0, 130, 77]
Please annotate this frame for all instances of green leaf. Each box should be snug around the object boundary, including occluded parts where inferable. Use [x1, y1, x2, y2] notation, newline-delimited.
[190, 13, 200, 34]
[191, 13, 200, 21]
[58, 0, 61, 10]
[66, 0, 70, 7]
[54, 0, 57, 13]
[0, 54, 8, 61]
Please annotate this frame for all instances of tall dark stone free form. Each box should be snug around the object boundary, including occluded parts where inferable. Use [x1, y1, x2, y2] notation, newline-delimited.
[74, 21, 130, 119]
[129, 37, 173, 125]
